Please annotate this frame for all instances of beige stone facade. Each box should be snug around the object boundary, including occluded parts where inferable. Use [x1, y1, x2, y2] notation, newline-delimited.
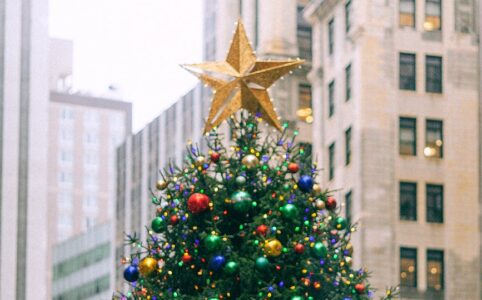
[305, 0, 480, 298]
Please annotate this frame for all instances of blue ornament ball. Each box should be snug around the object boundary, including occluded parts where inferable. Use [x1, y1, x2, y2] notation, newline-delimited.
[123, 265, 139, 282]
[209, 255, 226, 271]
[298, 175, 314, 192]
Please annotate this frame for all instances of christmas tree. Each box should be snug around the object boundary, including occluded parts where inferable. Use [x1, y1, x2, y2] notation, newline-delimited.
[117, 21, 397, 300]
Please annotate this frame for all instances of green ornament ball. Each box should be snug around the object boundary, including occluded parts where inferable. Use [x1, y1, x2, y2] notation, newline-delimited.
[312, 242, 327, 258]
[335, 216, 348, 230]
[281, 203, 298, 219]
[151, 217, 165, 233]
[204, 235, 222, 252]
[255, 257, 270, 271]
[235, 176, 247, 186]
[224, 261, 239, 275]
[230, 190, 253, 213]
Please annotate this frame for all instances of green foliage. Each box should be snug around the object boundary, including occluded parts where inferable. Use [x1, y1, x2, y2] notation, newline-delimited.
[116, 113, 397, 300]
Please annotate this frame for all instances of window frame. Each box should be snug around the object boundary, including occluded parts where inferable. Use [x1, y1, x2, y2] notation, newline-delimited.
[298, 83, 313, 123]
[400, 247, 418, 288]
[400, 181, 417, 221]
[424, 0, 442, 31]
[345, 190, 352, 224]
[345, 63, 352, 101]
[345, 126, 352, 165]
[345, 0, 352, 33]
[426, 183, 444, 223]
[426, 249, 444, 291]
[399, 0, 416, 28]
[399, 53, 416, 91]
[329, 142, 335, 180]
[399, 117, 417, 156]
[328, 18, 335, 55]
[425, 119, 443, 158]
[425, 55, 443, 93]
[328, 80, 335, 117]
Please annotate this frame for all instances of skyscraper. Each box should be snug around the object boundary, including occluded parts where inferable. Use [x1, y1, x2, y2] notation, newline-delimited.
[0, 0, 49, 299]
[305, 0, 480, 298]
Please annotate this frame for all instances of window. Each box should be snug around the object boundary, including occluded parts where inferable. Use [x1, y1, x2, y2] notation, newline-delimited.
[345, 127, 352, 165]
[426, 184, 443, 223]
[400, 182, 417, 220]
[425, 56, 442, 93]
[59, 171, 73, 185]
[59, 150, 73, 164]
[328, 80, 335, 117]
[297, 84, 313, 123]
[329, 142, 335, 180]
[60, 128, 74, 143]
[84, 172, 98, 190]
[425, 0, 441, 31]
[399, 53, 416, 90]
[84, 111, 99, 127]
[400, 247, 417, 288]
[427, 249, 444, 290]
[399, 117, 416, 155]
[345, 63, 352, 101]
[345, 0, 352, 33]
[83, 194, 98, 210]
[297, 6, 312, 60]
[84, 150, 99, 167]
[84, 132, 99, 146]
[328, 18, 334, 55]
[84, 216, 96, 230]
[58, 191, 73, 210]
[400, 0, 415, 27]
[345, 190, 352, 224]
[61, 107, 74, 121]
[425, 119, 443, 158]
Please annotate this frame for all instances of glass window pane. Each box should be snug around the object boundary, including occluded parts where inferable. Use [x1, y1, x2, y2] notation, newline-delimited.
[329, 143, 335, 180]
[426, 56, 442, 93]
[400, 247, 417, 288]
[425, 119, 443, 158]
[328, 80, 335, 117]
[427, 250, 444, 290]
[400, 53, 416, 90]
[400, 182, 417, 220]
[328, 18, 334, 55]
[425, 0, 442, 31]
[345, 127, 352, 165]
[297, 84, 313, 123]
[427, 184, 443, 223]
[345, 191, 352, 224]
[400, 117, 416, 155]
[345, 64, 352, 101]
[400, 0, 415, 27]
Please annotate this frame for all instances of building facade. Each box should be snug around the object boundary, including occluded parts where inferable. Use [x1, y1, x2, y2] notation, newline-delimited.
[48, 91, 132, 243]
[305, 0, 480, 299]
[0, 0, 49, 299]
[115, 84, 207, 291]
[52, 222, 113, 300]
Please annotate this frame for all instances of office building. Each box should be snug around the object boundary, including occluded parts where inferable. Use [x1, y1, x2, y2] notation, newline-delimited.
[0, 0, 49, 299]
[305, 0, 480, 298]
[52, 222, 113, 300]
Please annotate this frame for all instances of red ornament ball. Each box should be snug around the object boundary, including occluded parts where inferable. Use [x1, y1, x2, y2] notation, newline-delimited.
[288, 163, 299, 173]
[326, 197, 337, 210]
[182, 253, 192, 263]
[294, 243, 305, 254]
[187, 193, 210, 214]
[210, 152, 221, 163]
[355, 283, 366, 294]
[256, 224, 268, 236]
[170, 215, 179, 225]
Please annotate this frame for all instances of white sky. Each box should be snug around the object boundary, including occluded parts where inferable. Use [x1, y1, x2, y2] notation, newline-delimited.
[49, 0, 204, 131]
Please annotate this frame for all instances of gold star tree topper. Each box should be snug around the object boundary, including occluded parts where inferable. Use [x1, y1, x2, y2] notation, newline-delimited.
[183, 20, 304, 133]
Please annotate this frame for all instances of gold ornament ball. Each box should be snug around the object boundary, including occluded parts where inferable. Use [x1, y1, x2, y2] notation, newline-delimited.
[345, 243, 354, 255]
[242, 154, 259, 169]
[264, 239, 282, 257]
[195, 156, 206, 166]
[313, 184, 322, 194]
[156, 180, 168, 190]
[139, 257, 158, 277]
[345, 256, 353, 267]
[315, 199, 326, 210]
